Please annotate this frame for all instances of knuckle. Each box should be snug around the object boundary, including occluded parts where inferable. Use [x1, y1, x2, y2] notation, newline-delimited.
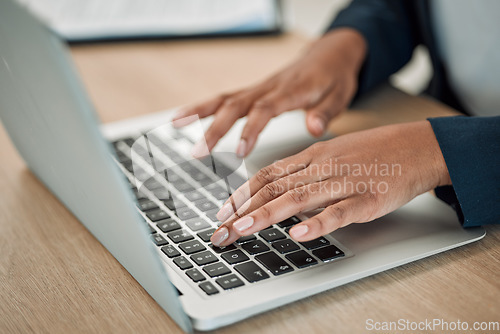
[327, 205, 347, 224]
[253, 99, 274, 114]
[362, 191, 379, 220]
[261, 181, 284, 200]
[223, 96, 243, 110]
[287, 187, 309, 206]
[307, 142, 322, 155]
[258, 205, 273, 220]
[255, 166, 275, 185]
[309, 215, 329, 236]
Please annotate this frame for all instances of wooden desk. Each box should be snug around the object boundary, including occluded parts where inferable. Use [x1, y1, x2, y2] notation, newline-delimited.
[1, 34, 498, 334]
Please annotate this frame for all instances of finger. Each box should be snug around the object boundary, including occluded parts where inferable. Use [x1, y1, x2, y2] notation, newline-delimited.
[305, 86, 347, 137]
[235, 105, 273, 158]
[216, 149, 313, 221]
[231, 165, 324, 218]
[172, 95, 225, 127]
[191, 96, 254, 158]
[213, 181, 338, 246]
[289, 197, 367, 242]
[236, 81, 331, 157]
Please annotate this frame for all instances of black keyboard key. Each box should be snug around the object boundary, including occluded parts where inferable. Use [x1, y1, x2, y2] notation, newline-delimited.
[286, 250, 318, 268]
[241, 240, 270, 255]
[163, 198, 187, 211]
[185, 218, 211, 232]
[199, 281, 218, 295]
[143, 178, 164, 190]
[169, 153, 188, 165]
[191, 171, 211, 183]
[186, 268, 205, 282]
[179, 240, 206, 254]
[167, 229, 194, 243]
[175, 207, 198, 221]
[152, 234, 169, 246]
[137, 199, 159, 212]
[173, 182, 195, 193]
[156, 219, 181, 233]
[190, 250, 218, 266]
[259, 228, 286, 243]
[210, 190, 230, 201]
[205, 210, 219, 222]
[221, 250, 249, 265]
[161, 245, 180, 258]
[203, 182, 224, 193]
[196, 177, 215, 186]
[234, 262, 270, 283]
[184, 190, 204, 202]
[146, 209, 170, 222]
[122, 160, 134, 172]
[173, 256, 193, 270]
[236, 235, 257, 244]
[300, 237, 330, 250]
[151, 188, 171, 201]
[122, 137, 136, 147]
[132, 187, 148, 200]
[312, 245, 344, 262]
[215, 274, 244, 290]
[203, 262, 231, 278]
[197, 228, 215, 242]
[210, 244, 236, 254]
[164, 170, 182, 183]
[272, 239, 300, 254]
[148, 224, 157, 234]
[116, 151, 130, 163]
[255, 252, 294, 276]
[277, 216, 301, 228]
[194, 199, 218, 212]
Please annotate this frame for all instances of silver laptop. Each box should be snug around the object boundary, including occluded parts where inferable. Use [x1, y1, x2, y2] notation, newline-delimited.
[0, 1, 485, 332]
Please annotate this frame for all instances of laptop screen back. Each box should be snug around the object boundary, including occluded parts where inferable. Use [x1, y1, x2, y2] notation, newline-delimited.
[0, 1, 191, 331]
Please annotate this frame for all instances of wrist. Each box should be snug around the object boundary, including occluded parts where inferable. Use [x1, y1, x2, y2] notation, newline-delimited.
[307, 28, 367, 74]
[404, 121, 452, 191]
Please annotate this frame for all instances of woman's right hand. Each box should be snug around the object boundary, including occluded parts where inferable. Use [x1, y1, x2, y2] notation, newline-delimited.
[172, 28, 367, 158]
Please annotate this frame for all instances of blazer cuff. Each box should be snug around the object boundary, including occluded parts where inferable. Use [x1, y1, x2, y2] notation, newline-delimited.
[428, 116, 500, 227]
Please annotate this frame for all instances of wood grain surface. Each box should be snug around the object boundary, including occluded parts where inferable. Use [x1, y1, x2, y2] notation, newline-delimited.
[0, 33, 498, 334]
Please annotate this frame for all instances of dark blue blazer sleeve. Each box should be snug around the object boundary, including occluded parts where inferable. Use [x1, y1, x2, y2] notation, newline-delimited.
[326, 0, 418, 95]
[428, 116, 500, 227]
[326, 1, 499, 227]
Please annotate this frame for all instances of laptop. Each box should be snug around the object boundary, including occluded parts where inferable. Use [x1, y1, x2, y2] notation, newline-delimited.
[18, 0, 282, 42]
[0, 1, 486, 332]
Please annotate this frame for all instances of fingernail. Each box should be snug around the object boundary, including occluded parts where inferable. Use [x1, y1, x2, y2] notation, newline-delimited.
[172, 117, 191, 128]
[211, 226, 229, 246]
[236, 139, 247, 158]
[172, 109, 187, 121]
[311, 117, 325, 134]
[217, 203, 233, 222]
[191, 140, 209, 158]
[233, 216, 254, 232]
[290, 225, 308, 239]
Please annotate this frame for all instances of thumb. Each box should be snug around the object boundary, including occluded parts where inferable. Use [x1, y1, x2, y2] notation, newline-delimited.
[305, 111, 328, 137]
[305, 91, 345, 137]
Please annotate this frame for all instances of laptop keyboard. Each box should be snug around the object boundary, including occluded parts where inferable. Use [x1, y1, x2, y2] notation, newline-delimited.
[111, 130, 345, 297]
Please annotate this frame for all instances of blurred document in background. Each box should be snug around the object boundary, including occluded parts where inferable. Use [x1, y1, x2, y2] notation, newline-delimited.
[18, 0, 282, 42]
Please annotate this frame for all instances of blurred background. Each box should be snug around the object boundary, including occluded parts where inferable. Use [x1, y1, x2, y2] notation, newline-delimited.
[284, 0, 432, 96]
[21, 0, 431, 96]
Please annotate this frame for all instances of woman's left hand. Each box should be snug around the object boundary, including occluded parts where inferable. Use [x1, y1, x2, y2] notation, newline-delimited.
[210, 120, 452, 246]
